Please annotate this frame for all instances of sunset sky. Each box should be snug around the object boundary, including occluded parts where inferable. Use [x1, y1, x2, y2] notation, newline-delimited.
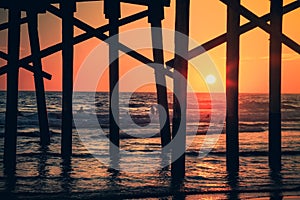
[0, 0, 299, 93]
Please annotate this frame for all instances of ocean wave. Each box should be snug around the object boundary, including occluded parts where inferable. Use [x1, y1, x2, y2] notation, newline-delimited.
[186, 150, 300, 157]
[282, 104, 300, 109]
[0, 130, 60, 138]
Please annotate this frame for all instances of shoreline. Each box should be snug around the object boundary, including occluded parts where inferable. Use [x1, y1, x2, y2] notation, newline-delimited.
[1, 188, 300, 200]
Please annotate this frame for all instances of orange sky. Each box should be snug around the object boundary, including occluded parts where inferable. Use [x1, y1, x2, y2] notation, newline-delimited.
[0, 0, 299, 93]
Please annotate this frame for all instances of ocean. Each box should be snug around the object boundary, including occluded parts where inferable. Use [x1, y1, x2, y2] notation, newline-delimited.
[0, 91, 300, 199]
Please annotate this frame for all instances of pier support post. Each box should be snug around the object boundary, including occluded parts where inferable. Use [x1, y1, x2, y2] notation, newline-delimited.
[105, 0, 120, 162]
[4, 6, 21, 174]
[269, 0, 283, 172]
[27, 11, 50, 146]
[61, 1, 76, 159]
[226, 0, 240, 173]
[149, 0, 171, 148]
[171, 0, 190, 180]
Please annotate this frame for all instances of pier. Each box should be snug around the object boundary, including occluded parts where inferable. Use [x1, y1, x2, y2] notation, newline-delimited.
[0, 0, 299, 180]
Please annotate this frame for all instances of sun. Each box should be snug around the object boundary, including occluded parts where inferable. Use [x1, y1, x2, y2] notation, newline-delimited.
[205, 74, 216, 84]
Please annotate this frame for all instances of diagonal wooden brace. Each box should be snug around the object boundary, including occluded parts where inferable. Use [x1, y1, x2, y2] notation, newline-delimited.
[47, 5, 174, 77]
[0, 9, 153, 79]
[166, 1, 300, 67]
[0, 51, 52, 80]
[220, 0, 300, 54]
[0, 17, 28, 31]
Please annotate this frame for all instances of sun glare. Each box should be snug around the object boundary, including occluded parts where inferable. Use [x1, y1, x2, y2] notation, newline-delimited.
[205, 74, 216, 84]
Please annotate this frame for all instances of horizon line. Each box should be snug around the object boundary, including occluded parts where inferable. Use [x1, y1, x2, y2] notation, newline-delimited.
[0, 90, 300, 95]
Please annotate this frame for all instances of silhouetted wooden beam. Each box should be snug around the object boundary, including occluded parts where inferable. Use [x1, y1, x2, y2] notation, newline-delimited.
[149, 0, 171, 148]
[0, 1, 49, 12]
[220, 0, 300, 54]
[0, 9, 158, 78]
[0, 52, 52, 80]
[165, 1, 300, 67]
[226, 0, 240, 173]
[171, 0, 190, 180]
[0, 0, 169, 7]
[28, 0, 169, 6]
[0, 9, 148, 77]
[48, 5, 174, 78]
[27, 11, 50, 146]
[1, 1, 298, 79]
[0, 51, 8, 60]
[0, 17, 28, 31]
[122, 0, 170, 6]
[104, 0, 120, 155]
[4, 7, 21, 175]
[0, 7, 169, 79]
[0, 0, 99, 8]
[61, 1, 75, 159]
[51, 0, 99, 2]
[269, 0, 283, 172]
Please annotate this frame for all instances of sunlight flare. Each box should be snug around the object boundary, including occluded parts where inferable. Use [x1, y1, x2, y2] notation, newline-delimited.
[205, 74, 216, 84]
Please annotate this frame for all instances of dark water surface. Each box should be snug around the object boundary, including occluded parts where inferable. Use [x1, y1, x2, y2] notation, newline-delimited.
[0, 92, 299, 199]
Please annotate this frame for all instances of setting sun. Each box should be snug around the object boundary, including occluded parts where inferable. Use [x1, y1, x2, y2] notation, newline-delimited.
[205, 74, 216, 84]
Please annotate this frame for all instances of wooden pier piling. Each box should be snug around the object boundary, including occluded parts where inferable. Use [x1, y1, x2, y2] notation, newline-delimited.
[269, 0, 283, 171]
[0, 0, 298, 181]
[171, 0, 190, 180]
[27, 11, 50, 146]
[4, 6, 21, 174]
[61, 1, 76, 159]
[149, 0, 171, 148]
[105, 0, 120, 157]
[226, 0, 240, 173]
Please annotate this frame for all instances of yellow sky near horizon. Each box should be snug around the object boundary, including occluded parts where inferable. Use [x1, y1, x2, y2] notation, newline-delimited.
[0, 0, 299, 93]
